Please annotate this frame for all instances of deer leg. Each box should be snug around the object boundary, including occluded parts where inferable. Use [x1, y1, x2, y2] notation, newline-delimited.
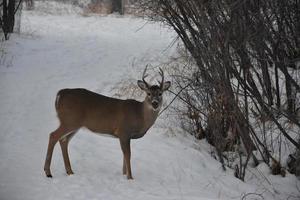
[59, 131, 77, 176]
[44, 125, 71, 178]
[120, 139, 133, 179]
[122, 157, 126, 175]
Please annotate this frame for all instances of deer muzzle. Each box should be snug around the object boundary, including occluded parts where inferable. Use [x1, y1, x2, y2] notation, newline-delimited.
[152, 101, 159, 109]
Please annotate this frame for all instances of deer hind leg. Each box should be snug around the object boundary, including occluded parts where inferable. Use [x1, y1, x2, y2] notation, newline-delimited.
[44, 125, 75, 178]
[59, 131, 77, 176]
[120, 139, 133, 179]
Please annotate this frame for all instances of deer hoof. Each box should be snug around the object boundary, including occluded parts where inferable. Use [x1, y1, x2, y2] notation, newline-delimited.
[44, 169, 52, 178]
[67, 170, 74, 176]
[127, 175, 133, 180]
[46, 174, 53, 178]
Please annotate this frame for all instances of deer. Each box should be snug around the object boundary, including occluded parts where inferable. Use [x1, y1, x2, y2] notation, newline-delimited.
[44, 66, 171, 179]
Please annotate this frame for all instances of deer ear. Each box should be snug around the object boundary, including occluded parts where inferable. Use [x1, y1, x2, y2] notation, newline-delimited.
[137, 80, 148, 90]
[162, 81, 171, 91]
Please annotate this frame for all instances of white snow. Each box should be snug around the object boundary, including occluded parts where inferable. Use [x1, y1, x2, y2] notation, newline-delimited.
[0, 2, 299, 200]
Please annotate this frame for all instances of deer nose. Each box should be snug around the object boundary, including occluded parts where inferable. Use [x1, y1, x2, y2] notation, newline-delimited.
[152, 101, 159, 109]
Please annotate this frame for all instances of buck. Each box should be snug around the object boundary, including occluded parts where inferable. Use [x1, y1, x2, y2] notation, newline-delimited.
[44, 67, 170, 179]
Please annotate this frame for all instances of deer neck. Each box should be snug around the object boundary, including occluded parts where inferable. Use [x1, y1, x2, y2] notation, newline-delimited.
[142, 100, 160, 132]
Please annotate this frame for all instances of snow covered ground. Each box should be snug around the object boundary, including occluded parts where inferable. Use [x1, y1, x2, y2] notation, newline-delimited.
[0, 2, 299, 200]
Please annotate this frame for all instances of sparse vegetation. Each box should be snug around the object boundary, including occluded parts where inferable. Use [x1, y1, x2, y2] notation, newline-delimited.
[138, 0, 300, 179]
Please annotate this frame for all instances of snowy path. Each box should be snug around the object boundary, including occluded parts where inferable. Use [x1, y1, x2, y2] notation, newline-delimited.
[0, 8, 299, 200]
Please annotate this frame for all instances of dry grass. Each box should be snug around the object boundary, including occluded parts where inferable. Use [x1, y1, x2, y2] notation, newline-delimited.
[110, 78, 144, 101]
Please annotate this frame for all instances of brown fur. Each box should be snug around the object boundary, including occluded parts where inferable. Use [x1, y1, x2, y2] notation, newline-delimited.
[44, 81, 169, 179]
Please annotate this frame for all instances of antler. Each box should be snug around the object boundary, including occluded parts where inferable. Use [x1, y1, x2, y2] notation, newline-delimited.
[142, 65, 149, 87]
[158, 67, 164, 89]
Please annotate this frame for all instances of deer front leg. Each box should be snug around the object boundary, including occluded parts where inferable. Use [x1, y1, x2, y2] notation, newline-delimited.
[120, 139, 133, 180]
[122, 157, 126, 175]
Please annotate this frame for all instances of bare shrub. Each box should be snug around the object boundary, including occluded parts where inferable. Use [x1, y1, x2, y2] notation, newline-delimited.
[138, 0, 300, 180]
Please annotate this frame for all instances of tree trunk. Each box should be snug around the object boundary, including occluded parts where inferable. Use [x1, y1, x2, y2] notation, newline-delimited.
[2, 0, 16, 40]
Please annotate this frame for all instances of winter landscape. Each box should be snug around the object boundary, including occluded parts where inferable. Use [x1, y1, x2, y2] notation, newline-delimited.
[0, 1, 299, 200]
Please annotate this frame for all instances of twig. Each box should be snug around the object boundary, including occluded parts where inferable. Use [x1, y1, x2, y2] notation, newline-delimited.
[135, 20, 150, 32]
[158, 82, 192, 117]
[162, 35, 179, 53]
[241, 192, 264, 200]
[14, 0, 23, 15]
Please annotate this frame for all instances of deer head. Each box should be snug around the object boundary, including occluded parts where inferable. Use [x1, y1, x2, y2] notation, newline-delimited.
[137, 66, 171, 111]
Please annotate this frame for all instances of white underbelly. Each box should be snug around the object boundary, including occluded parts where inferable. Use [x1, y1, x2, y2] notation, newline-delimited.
[93, 132, 118, 138]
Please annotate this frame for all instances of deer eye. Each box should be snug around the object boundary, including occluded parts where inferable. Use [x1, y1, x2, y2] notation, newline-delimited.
[147, 92, 151, 96]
